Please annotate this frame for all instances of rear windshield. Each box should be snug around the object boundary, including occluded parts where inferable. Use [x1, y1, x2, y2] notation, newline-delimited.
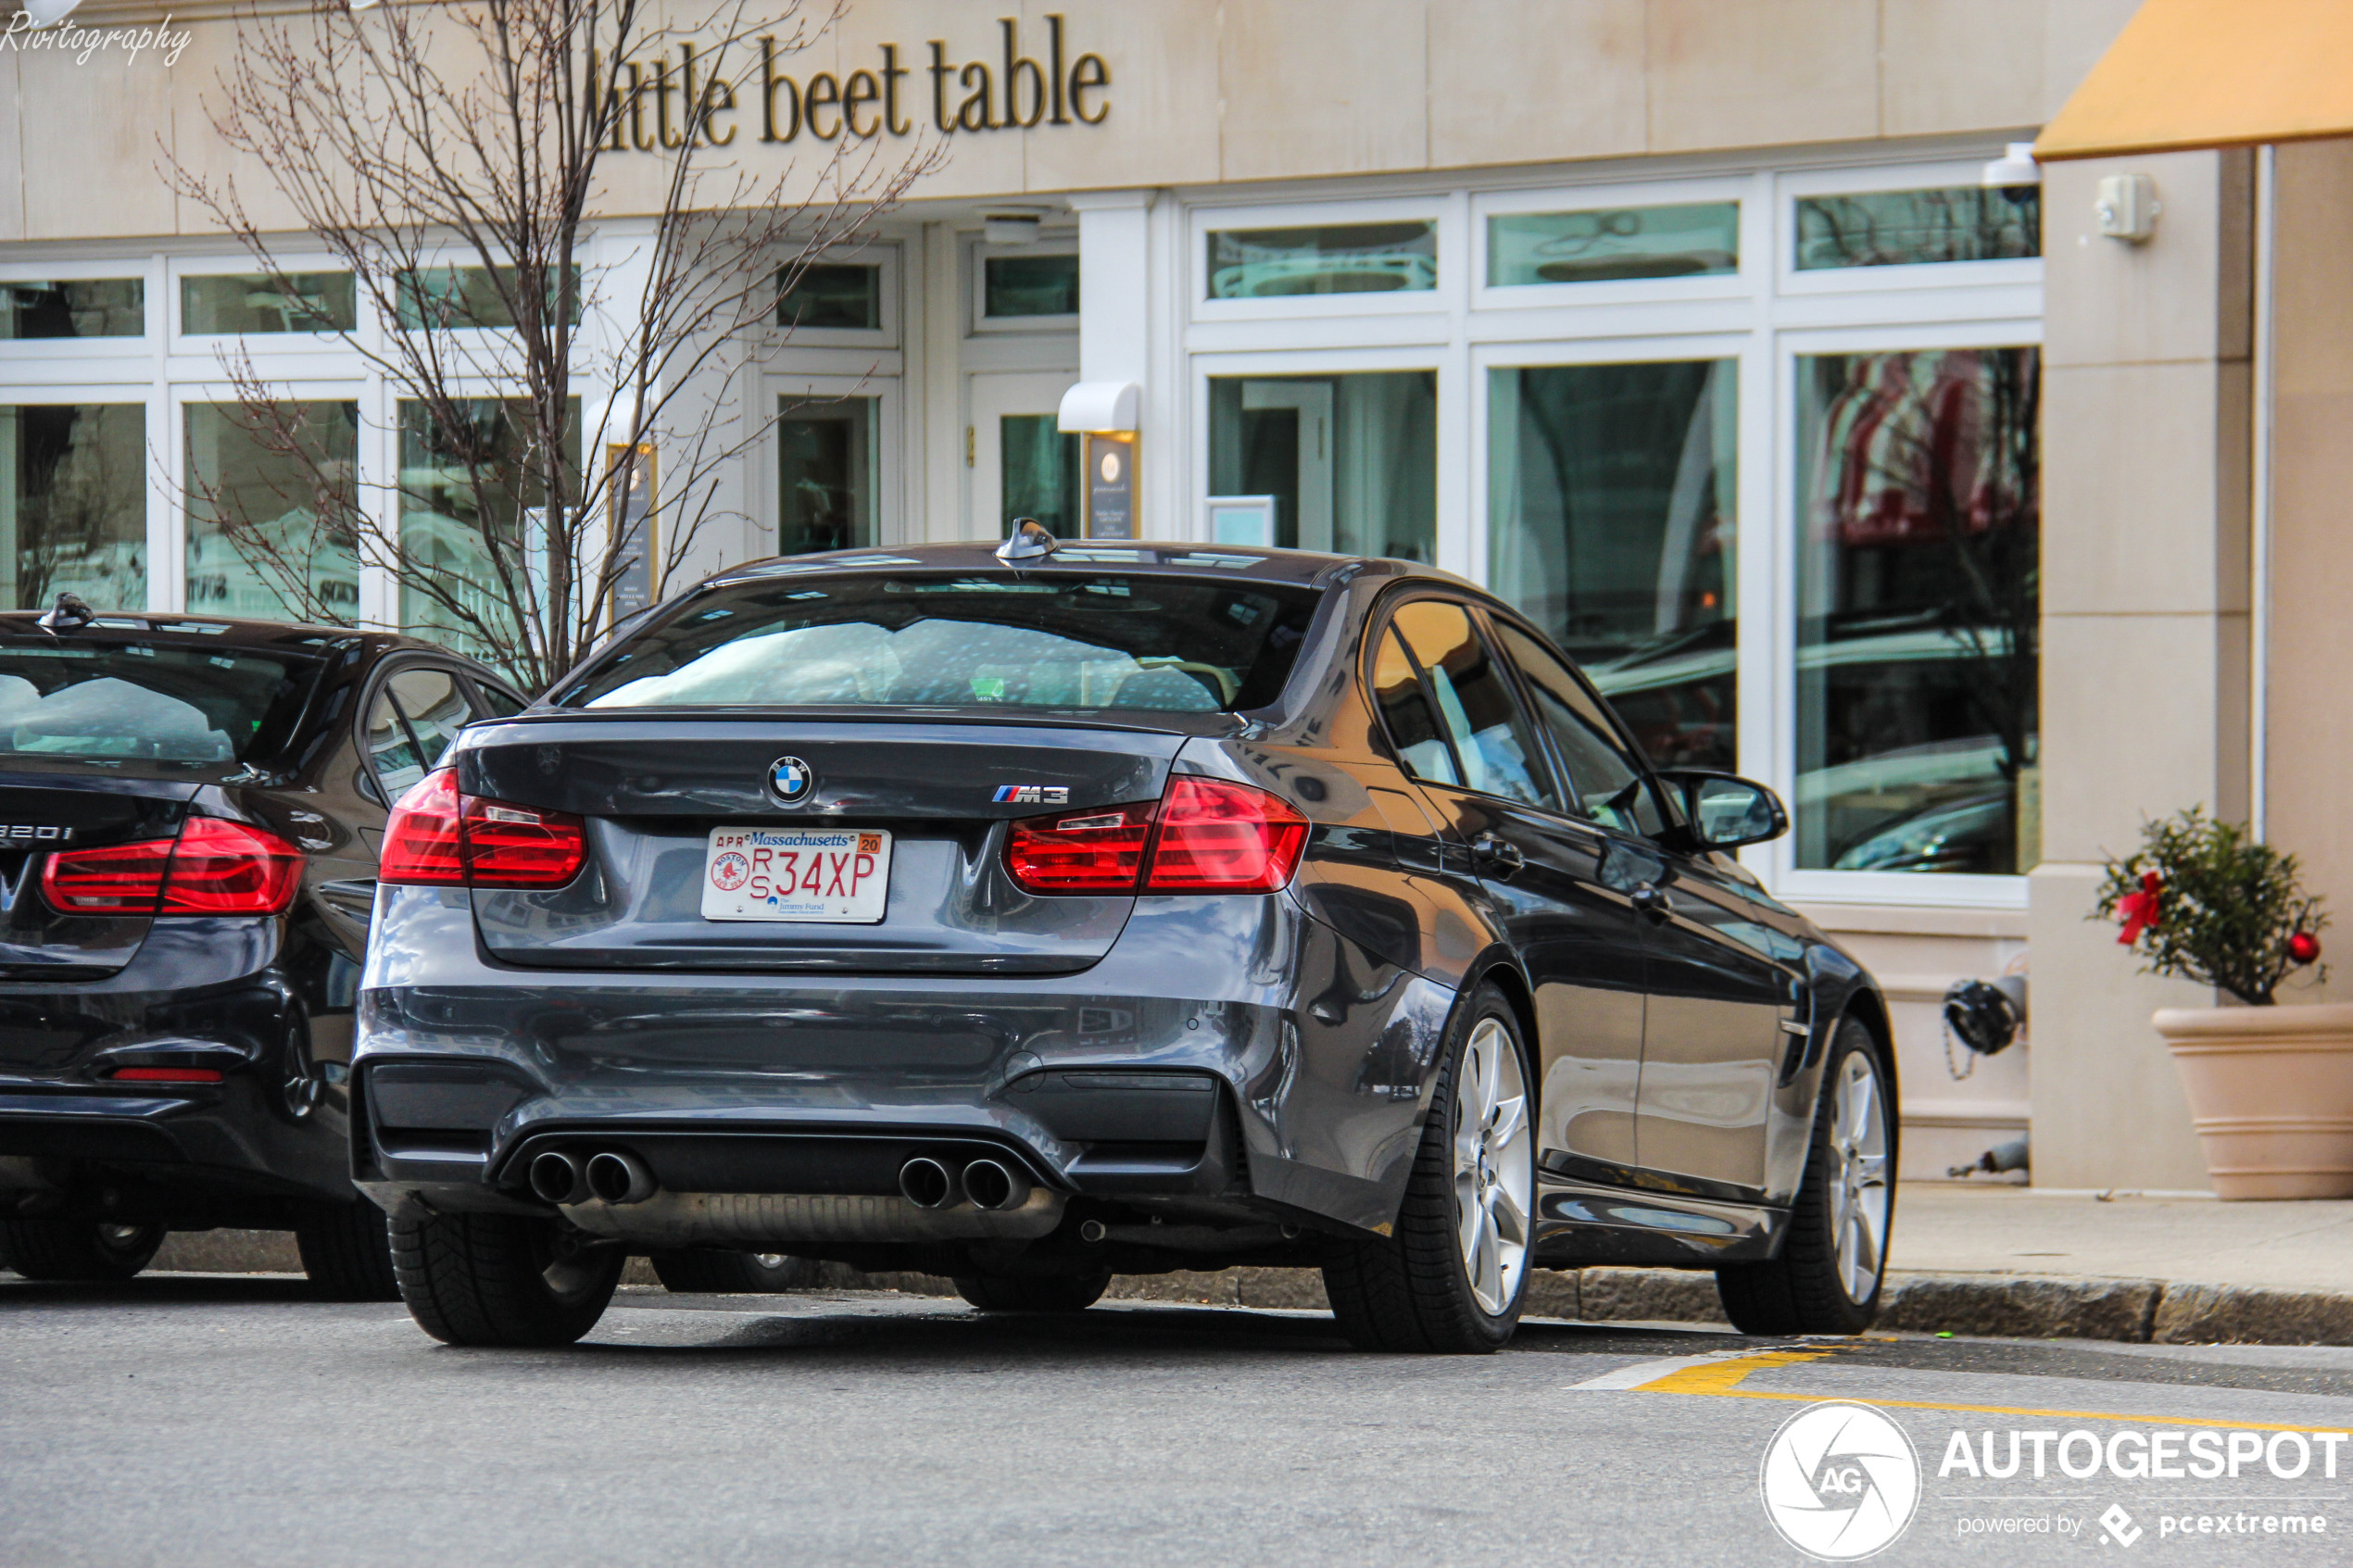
[557, 574, 1323, 714]
[0, 639, 322, 766]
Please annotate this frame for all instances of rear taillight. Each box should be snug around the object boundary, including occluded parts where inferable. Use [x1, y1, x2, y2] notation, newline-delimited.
[1006, 802, 1156, 892]
[1146, 777, 1309, 893]
[1002, 777, 1308, 896]
[158, 817, 302, 914]
[41, 817, 302, 917]
[381, 767, 586, 890]
[40, 838, 173, 912]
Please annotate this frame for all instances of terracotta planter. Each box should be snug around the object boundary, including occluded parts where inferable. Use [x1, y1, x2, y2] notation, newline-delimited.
[2154, 1002, 2353, 1199]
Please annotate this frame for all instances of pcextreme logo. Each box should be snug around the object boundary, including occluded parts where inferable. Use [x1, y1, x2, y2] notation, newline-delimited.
[1759, 1400, 1922, 1561]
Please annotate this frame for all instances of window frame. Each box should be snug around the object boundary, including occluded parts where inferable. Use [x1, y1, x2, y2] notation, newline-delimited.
[0, 259, 154, 359]
[760, 371, 904, 556]
[969, 236, 1079, 334]
[1776, 160, 2045, 301]
[767, 243, 901, 349]
[1470, 173, 1756, 315]
[1189, 194, 1454, 327]
[1767, 319, 2044, 910]
[170, 254, 360, 353]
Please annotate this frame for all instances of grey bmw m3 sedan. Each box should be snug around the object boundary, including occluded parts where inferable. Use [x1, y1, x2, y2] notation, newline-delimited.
[354, 533, 1895, 1351]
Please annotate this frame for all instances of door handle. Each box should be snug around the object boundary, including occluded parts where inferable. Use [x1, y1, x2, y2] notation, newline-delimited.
[1471, 833, 1526, 879]
[1629, 883, 1668, 922]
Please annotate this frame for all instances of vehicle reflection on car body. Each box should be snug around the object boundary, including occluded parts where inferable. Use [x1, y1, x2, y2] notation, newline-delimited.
[0, 608, 523, 1294]
[354, 538, 1897, 1351]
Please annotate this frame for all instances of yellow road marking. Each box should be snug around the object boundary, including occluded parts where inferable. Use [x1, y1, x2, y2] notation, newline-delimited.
[1633, 1348, 2353, 1436]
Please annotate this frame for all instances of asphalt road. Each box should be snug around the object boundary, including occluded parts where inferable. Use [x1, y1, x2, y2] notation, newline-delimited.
[9, 1276, 2353, 1566]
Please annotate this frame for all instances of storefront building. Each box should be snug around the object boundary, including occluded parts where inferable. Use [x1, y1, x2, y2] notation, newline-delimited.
[0, 0, 2162, 1182]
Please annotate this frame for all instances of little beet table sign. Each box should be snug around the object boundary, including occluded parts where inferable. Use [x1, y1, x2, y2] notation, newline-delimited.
[589, 14, 1110, 151]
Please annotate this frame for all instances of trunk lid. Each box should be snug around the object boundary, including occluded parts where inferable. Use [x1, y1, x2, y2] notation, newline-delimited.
[0, 773, 196, 980]
[458, 717, 1191, 974]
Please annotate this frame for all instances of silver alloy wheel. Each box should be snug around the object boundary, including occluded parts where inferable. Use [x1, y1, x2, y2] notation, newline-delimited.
[752, 1254, 787, 1269]
[1830, 1050, 1892, 1302]
[1452, 1016, 1533, 1316]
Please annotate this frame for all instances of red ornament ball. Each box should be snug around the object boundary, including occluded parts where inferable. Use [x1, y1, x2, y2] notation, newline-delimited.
[2290, 931, 2322, 966]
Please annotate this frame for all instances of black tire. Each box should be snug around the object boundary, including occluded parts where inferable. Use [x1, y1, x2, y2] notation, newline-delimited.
[1320, 983, 1533, 1354]
[0, 1220, 165, 1282]
[1716, 1018, 1896, 1336]
[650, 1249, 822, 1294]
[390, 1211, 623, 1348]
[952, 1270, 1110, 1312]
[295, 1201, 400, 1301]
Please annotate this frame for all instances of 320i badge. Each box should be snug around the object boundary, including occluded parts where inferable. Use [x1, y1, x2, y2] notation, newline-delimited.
[353, 534, 1895, 1351]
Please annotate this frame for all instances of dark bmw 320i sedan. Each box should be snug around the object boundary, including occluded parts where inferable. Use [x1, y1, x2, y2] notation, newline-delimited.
[357, 536, 1896, 1351]
[0, 608, 523, 1294]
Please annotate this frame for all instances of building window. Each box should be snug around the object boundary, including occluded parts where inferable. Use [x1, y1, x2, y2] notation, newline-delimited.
[182, 273, 359, 335]
[1, 280, 144, 340]
[997, 414, 1081, 538]
[982, 253, 1079, 319]
[1487, 204, 1739, 287]
[1793, 346, 2040, 875]
[1206, 222, 1436, 299]
[1208, 371, 1435, 562]
[1488, 360, 1737, 771]
[0, 405, 146, 611]
[1794, 188, 2040, 270]
[184, 401, 360, 621]
[394, 266, 578, 330]
[397, 397, 581, 659]
[777, 263, 881, 331]
[776, 395, 878, 555]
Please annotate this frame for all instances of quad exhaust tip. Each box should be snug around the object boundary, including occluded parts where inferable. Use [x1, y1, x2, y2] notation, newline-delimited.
[899, 1156, 957, 1210]
[585, 1149, 657, 1206]
[960, 1157, 1031, 1212]
[528, 1150, 587, 1206]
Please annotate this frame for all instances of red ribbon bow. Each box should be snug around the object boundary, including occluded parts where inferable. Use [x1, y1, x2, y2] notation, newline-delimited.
[2116, 871, 2162, 946]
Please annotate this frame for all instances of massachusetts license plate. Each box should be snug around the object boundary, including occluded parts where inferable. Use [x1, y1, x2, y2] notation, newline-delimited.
[700, 827, 891, 922]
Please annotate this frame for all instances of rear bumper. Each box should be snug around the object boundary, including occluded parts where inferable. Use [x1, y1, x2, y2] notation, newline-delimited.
[355, 884, 1457, 1240]
[0, 928, 359, 1219]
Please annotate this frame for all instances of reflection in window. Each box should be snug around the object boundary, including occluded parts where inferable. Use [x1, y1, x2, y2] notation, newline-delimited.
[1491, 622, 1664, 837]
[777, 263, 881, 330]
[1208, 371, 1436, 563]
[0, 281, 144, 340]
[1372, 629, 1461, 786]
[184, 401, 359, 621]
[777, 395, 876, 556]
[1795, 188, 2039, 270]
[1390, 600, 1553, 809]
[1000, 414, 1080, 538]
[398, 397, 583, 662]
[1488, 204, 1739, 286]
[394, 266, 579, 330]
[182, 273, 358, 334]
[1488, 360, 1735, 771]
[1794, 347, 2040, 874]
[983, 254, 1079, 318]
[1206, 222, 1436, 299]
[0, 406, 145, 612]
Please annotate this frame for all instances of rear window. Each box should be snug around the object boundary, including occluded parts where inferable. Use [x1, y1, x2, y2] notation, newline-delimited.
[557, 574, 1323, 715]
[0, 639, 322, 766]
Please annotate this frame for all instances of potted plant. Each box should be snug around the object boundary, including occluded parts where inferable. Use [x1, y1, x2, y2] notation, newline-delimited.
[2096, 809, 2344, 1198]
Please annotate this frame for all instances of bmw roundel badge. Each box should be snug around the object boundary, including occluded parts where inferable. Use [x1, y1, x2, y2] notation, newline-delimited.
[768, 756, 815, 806]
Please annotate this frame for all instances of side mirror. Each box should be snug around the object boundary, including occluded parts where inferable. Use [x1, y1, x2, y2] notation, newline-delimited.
[1658, 770, 1788, 850]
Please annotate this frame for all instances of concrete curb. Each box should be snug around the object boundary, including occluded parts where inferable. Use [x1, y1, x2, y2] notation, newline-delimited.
[123, 1232, 2353, 1348]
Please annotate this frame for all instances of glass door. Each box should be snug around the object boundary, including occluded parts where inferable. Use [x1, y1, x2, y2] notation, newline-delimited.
[968, 371, 1079, 539]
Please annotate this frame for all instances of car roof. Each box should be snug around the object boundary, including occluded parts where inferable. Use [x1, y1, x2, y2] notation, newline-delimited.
[0, 611, 488, 667]
[703, 539, 1469, 593]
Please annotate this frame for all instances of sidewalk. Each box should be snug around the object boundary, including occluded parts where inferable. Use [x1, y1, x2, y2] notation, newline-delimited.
[134, 1183, 2353, 1346]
